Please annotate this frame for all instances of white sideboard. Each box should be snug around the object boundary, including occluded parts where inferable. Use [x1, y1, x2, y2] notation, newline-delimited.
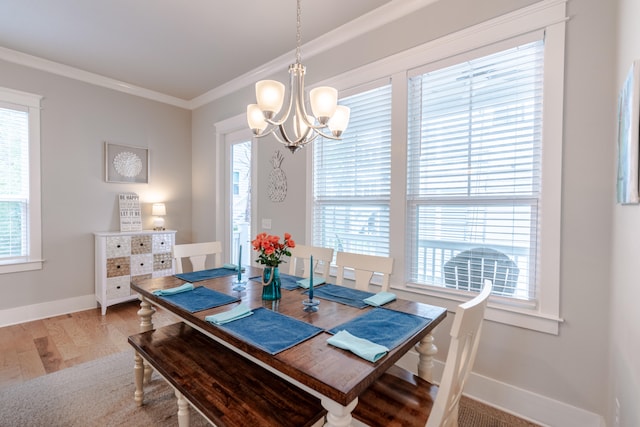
[94, 230, 176, 315]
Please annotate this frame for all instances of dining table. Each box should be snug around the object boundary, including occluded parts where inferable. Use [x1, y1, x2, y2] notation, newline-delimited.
[130, 265, 447, 427]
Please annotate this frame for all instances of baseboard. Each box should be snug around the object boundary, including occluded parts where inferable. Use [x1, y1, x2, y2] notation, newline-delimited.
[396, 350, 605, 427]
[0, 294, 97, 327]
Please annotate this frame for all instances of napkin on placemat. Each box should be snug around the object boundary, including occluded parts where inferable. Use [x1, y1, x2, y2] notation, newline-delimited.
[328, 307, 432, 351]
[152, 283, 194, 296]
[363, 291, 396, 307]
[296, 276, 326, 289]
[205, 303, 253, 325]
[222, 263, 246, 272]
[327, 330, 389, 362]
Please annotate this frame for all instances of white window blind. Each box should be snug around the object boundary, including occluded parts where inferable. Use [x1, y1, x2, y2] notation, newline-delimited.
[406, 38, 544, 301]
[313, 83, 392, 258]
[0, 103, 30, 260]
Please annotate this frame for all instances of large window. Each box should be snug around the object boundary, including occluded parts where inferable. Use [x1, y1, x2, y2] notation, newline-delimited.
[313, 82, 392, 258]
[0, 87, 42, 273]
[406, 38, 543, 301]
[310, 0, 565, 333]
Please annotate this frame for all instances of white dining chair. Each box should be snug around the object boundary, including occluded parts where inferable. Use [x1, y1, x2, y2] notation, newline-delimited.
[352, 280, 493, 427]
[335, 251, 394, 292]
[172, 241, 223, 274]
[286, 244, 334, 279]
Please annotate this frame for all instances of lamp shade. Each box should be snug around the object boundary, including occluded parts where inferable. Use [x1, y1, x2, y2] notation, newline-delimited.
[151, 203, 166, 216]
[247, 104, 268, 133]
[310, 86, 338, 123]
[256, 80, 285, 117]
[328, 105, 351, 136]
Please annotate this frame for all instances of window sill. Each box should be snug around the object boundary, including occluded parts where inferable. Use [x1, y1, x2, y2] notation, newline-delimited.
[0, 259, 44, 275]
[392, 282, 563, 335]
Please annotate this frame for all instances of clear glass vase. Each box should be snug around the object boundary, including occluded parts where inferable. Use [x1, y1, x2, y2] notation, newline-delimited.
[261, 266, 282, 301]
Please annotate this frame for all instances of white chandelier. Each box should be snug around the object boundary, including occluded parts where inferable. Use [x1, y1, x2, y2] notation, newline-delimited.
[246, 0, 350, 154]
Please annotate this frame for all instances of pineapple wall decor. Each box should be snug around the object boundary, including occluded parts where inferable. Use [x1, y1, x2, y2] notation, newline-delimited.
[268, 150, 287, 202]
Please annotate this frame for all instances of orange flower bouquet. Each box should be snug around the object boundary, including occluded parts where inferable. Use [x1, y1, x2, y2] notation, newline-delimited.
[251, 232, 295, 267]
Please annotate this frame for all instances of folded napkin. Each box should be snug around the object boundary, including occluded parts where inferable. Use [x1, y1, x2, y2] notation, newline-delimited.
[222, 263, 246, 272]
[296, 276, 326, 289]
[152, 283, 194, 296]
[327, 330, 389, 362]
[363, 291, 396, 307]
[205, 303, 253, 325]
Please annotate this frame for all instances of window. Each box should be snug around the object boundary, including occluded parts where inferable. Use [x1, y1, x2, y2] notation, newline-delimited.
[0, 87, 43, 274]
[406, 37, 544, 301]
[311, 0, 565, 333]
[312, 82, 392, 258]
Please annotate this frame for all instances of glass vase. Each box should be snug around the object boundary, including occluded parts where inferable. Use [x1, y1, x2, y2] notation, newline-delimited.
[262, 266, 282, 301]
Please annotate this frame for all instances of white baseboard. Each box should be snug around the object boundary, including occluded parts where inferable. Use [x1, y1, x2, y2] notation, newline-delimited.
[396, 350, 605, 427]
[0, 295, 97, 327]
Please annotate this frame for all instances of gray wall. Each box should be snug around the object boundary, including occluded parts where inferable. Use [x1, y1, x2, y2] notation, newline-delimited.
[0, 60, 193, 310]
[192, 0, 616, 422]
[611, 0, 640, 426]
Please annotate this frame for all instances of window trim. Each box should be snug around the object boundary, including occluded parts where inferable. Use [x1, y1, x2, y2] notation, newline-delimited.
[0, 87, 43, 274]
[309, 0, 567, 334]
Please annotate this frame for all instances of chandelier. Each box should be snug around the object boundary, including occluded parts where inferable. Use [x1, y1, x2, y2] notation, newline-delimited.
[246, 0, 350, 154]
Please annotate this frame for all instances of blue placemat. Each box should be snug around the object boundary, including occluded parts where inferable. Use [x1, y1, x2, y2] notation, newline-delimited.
[157, 286, 239, 312]
[175, 268, 238, 282]
[218, 307, 324, 354]
[279, 273, 305, 290]
[328, 307, 432, 350]
[306, 284, 375, 309]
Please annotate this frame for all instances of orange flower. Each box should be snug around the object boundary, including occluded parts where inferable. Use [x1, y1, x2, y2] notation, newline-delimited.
[251, 232, 295, 267]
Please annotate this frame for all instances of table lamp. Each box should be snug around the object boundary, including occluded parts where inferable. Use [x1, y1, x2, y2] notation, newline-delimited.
[152, 203, 166, 230]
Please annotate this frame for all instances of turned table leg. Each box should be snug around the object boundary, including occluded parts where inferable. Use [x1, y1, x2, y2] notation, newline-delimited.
[416, 333, 438, 382]
[137, 295, 156, 384]
[321, 397, 357, 427]
[175, 389, 190, 427]
[134, 352, 145, 406]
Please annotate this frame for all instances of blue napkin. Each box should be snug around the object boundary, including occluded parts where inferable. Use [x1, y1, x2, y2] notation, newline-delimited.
[205, 303, 253, 325]
[296, 276, 326, 289]
[363, 291, 396, 307]
[222, 263, 246, 272]
[152, 283, 194, 296]
[327, 330, 389, 362]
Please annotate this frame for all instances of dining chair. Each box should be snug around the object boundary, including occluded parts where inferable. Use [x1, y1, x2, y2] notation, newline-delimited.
[443, 247, 519, 296]
[286, 244, 334, 279]
[352, 280, 493, 427]
[172, 241, 223, 274]
[335, 251, 394, 292]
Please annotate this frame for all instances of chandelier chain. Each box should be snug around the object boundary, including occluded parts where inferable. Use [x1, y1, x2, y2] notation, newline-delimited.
[296, 0, 302, 64]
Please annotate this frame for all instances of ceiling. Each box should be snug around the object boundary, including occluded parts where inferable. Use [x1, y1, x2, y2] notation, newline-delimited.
[0, 0, 421, 105]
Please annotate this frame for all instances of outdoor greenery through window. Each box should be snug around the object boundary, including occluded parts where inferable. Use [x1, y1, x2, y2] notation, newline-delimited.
[0, 87, 42, 273]
[313, 83, 392, 259]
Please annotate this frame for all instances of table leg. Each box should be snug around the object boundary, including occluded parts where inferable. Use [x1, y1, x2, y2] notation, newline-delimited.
[415, 332, 438, 382]
[321, 397, 357, 427]
[175, 389, 190, 427]
[137, 295, 156, 384]
[134, 352, 145, 406]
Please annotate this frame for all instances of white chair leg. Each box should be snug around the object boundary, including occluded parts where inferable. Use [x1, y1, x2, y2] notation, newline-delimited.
[133, 352, 145, 406]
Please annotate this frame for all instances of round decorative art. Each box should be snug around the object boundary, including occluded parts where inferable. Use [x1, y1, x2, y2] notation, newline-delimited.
[113, 151, 143, 178]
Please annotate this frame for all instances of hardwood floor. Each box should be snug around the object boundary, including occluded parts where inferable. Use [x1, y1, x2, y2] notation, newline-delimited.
[0, 301, 177, 388]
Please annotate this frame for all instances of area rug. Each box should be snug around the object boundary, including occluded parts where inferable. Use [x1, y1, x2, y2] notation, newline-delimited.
[0, 350, 539, 427]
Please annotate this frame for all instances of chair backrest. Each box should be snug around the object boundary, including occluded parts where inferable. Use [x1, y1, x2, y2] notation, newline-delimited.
[443, 247, 518, 296]
[335, 251, 394, 292]
[286, 244, 334, 279]
[172, 241, 223, 274]
[427, 280, 493, 427]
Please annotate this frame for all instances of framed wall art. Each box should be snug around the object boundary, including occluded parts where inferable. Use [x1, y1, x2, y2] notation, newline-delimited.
[616, 60, 640, 204]
[105, 142, 149, 183]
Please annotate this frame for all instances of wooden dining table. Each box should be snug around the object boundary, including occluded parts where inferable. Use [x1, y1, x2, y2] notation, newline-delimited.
[130, 266, 447, 427]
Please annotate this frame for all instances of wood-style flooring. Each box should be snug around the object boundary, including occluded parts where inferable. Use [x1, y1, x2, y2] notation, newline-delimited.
[0, 301, 176, 388]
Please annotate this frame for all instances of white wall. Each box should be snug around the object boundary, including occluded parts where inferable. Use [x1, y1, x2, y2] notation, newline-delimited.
[192, 0, 616, 424]
[0, 59, 193, 316]
[611, 0, 640, 426]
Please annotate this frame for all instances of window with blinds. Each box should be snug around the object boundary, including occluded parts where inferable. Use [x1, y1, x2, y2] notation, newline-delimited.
[406, 38, 544, 301]
[0, 103, 30, 260]
[313, 83, 392, 258]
